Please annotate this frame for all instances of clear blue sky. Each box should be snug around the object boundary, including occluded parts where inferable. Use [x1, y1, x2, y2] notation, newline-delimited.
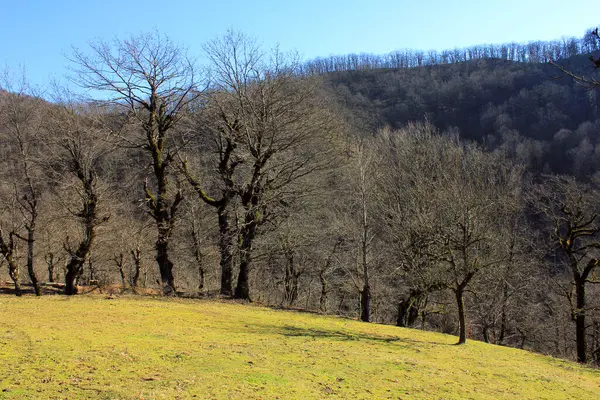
[1, 0, 598, 88]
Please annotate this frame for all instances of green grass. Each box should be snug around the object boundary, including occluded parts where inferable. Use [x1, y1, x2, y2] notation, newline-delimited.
[0, 295, 598, 399]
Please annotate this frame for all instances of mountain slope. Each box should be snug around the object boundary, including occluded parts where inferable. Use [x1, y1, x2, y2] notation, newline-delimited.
[324, 56, 600, 177]
[0, 295, 598, 399]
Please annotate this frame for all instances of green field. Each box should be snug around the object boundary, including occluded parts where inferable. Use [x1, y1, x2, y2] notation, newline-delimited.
[0, 295, 598, 399]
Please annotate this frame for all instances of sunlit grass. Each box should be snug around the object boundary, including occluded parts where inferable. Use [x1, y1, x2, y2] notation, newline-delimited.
[0, 295, 598, 399]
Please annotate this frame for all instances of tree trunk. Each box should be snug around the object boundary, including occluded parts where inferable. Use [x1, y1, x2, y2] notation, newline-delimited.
[498, 281, 509, 345]
[482, 325, 491, 344]
[131, 246, 142, 288]
[117, 253, 126, 287]
[319, 270, 328, 313]
[26, 226, 41, 296]
[147, 145, 181, 296]
[234, 210, 257, 301]
[198, 265, 205, 293]
[63, 171, 99, 296]
[0, 231, 22, 296]
[65, 247, 93, 296]
[7, 260, 22, 297]
[455, 287, 467, 344]
[396, 293, 420, 328]
[358, 156, 371, 323]
[574, 277, 587, 363]
[156, 234, 175, 295]
[218, 210, 233, 296]
[64, 266, 79, 295]
[283, 250, 300, 306]
[46, 253, 55, 283]
[191, 215, 206, 294]
[235, 254, 251, 300]
[360, 284, 371, 322]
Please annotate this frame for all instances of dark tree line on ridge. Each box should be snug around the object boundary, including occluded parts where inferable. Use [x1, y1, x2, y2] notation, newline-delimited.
[0, 28, 599, 365]
[300, 26, 599, 74]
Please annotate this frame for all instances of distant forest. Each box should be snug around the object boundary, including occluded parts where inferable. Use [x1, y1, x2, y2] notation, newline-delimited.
[317, 27, 600, 179]
[1, 26, 600, 365]
[302, 26, 599, 72]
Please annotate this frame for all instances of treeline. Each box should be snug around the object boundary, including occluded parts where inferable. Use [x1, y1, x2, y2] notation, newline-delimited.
[301, 26, 599, 74]
[0, 30, 600, 366]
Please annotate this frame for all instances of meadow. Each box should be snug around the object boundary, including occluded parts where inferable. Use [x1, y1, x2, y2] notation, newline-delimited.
[0, 295, 598, 399]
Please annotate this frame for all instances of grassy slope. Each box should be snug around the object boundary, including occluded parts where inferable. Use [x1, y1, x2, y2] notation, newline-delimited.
[0, 296, 598, 399]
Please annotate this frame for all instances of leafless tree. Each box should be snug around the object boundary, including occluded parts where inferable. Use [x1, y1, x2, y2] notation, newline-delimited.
[70, 31, 202, 294]
[376, 123, 523, 344]
[184, 30, 338, 300]
[530, 175, 600, 363]
[180, 103, 239, 296]
[45, 100, 110, 295]
[337, 140, 380, 322]
[0, 69, 45, 295]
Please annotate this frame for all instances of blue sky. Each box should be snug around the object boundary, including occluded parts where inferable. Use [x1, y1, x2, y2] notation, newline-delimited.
[1, 0, 598, 89]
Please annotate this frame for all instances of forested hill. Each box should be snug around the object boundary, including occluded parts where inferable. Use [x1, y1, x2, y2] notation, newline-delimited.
[323, 54, 600, 178]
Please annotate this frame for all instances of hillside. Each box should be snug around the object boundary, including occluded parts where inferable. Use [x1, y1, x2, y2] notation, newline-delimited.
[323, 55, 600, 177]
[0, 295, 598, 399]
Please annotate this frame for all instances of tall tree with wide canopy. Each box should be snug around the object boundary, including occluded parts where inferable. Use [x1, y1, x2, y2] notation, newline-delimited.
[70, 32, 201, 294]
[184, 30, 337, 300]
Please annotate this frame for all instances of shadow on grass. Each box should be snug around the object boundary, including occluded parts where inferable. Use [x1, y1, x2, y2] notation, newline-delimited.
[245, 323, 453, 348]
[0, 282, 65, 296]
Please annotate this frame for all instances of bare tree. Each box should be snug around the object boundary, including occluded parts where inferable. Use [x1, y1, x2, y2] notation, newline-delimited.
[185, 30, 337, 301]
[376, 127, 446, 328]
[0, 226, 21, 295]
[180, 107, 239, 296]
[70, 31, 201, 294]
[0, 69, 45, 295]
[45, 100, 110, 295]
[376, 123, 523, 344]
[530, 175, 600, 363]
[337, 140, 380, 322]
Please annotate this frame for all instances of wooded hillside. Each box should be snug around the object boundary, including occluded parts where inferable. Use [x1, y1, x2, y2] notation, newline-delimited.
[1, 28, 600, 365]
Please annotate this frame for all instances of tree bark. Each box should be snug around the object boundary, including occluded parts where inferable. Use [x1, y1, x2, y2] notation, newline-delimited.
[7, 257, 22, 297]
[482, 326, 491, 344]
[234, 207, 258, 301]
[142, 101, 183, 297]
[46, 253, 55, 283]
[283, 250, 300, 306]
[64, 266, 80, 295]
[130, 246, 142, 288]
[574, 276, 587, 363]
[319, 270, 328, 313]
[0, 231, 22, 296]
[116, 253, 126, 287]
[181, 150, 236, 297]
[235, 254, 251, 300]
[396, 291, 420, 327]
[498, 281, 509, 345]
[360, 284, 371, 322]
[455, 287, 467, 345]
[190, 216, 206, 293]
[26, 225, 41, 296]
[156, 233, 175, 295]
[63, 165, 100, 296]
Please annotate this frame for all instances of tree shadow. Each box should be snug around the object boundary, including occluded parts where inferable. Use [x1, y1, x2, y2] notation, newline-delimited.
[245, 323, 453, 348]
[0, 282, 66, 296]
